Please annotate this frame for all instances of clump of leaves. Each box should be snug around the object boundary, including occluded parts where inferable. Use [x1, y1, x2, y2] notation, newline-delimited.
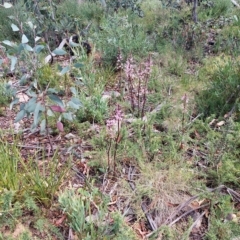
[59, 186, 137, 239]
[59, 187, 107, 239]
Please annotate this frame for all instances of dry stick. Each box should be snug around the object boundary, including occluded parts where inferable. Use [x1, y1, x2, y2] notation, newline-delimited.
[164, 195, 199, 225]
[141, 202, 158, 231]
[146, 207, 207, 239]
[127, 166, 136, 191]
[127, 166, 158, 231]
[164, 185, 225, 225]
[226, 187, 240, 202]
[187, 113, 203, 126]
[232, 0, 240, 8]
[147, 186, 226, 238]
[16, 145, 44, 149]
[186, 211, 205, 236]
[168, 203, 209, 227]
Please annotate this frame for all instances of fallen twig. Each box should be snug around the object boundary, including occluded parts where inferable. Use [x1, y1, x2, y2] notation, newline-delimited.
[168, 203, 209, 227]
[141, 202, 158, 231]
[232, 0, 240, 8]
[126, 166, 158, 231]
[128, 166, 136, 191]
[186, 211, 205, 235]
[226, 187, 240, 202]
[165, 185, 225, 225]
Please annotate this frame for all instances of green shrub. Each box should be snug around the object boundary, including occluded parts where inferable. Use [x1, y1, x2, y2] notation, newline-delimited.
[205, 195, 240, 240]
[59, 187, 137, 240]
[0, 81, 13, 107]
[76, 93, 108, 123]
[56, 0, 104, 30]
[196, 57, 240, 118]
[59, 187, 107, 239]
[198, 0, 233, 20]
[36, 65, 63, 90]
[214, 24, 240, 56]
[94, 13, 150, 66]
[0, 7, 16, 41]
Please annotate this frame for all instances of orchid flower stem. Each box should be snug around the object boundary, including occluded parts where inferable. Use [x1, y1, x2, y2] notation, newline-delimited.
[113, 119, 120, 175]
[107, 139, 112, 170]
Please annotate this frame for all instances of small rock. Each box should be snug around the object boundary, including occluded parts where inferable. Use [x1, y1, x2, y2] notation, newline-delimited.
[102, 91, 121, 101]
[225, 213, 237, 222]
[216, 120, 225, 127]
[65, 133, 76, 139]
[209, 119, 216, 126]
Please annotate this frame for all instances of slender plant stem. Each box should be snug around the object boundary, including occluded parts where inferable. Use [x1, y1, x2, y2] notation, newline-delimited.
[141, 76, 148, 119]
[113, 120, 120, 175]
[107, 139, 112, 169]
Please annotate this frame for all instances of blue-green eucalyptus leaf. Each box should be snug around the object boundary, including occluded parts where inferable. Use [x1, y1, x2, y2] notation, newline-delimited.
[25, 97, 37, 113]
[10, 98, 19, 110]
[52, 48, 66, 55]
[47, 88, 58, 94]
[40, 119, 46, 134]
[47, 109, 54, 117]
[20, 103, 25, 111]
[26, 89, 37, 98]
[22, 34, 29, 44]
[60, 66, 70, 75]
[69, 41, 79, 47]
[48, 94, 64, 107]
[73, 63, 83, 68]
[2, 40, 14, 47]
[71, 97, 82, 106]
[35, 36, 41, 42]
[18, 43, 25, 53]
[57, 64, 62, 71]
[11, 24, 19, 32]
[23, 44, 33, 52]
[34, 45, 44, 53]
[9, 56, 17, 71]
[68, 101, 79, 110]
[62, 112, 73, 121]
[19, 74, 27, 85]
[14, 109, 26, 122]
[34, 102, 44, 126]
[27, 21, 34, 30]
[70, 87, 77, 95]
